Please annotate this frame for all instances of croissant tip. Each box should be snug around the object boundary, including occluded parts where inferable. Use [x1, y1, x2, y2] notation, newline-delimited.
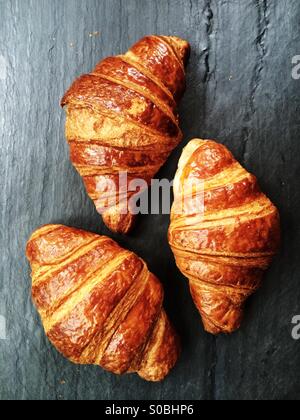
[102, 210, 137, 235]
[203, 322, 242, 336]
[27, 224, 58, 240]
[60, 96, 67, 108]
[163, 36, 191, 67]
[184, 138, 233, 157]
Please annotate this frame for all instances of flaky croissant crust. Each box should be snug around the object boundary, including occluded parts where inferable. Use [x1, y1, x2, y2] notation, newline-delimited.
[26, 225, 180, 381]
[169, 139, 280, 335]
[62, 35, 190, 234]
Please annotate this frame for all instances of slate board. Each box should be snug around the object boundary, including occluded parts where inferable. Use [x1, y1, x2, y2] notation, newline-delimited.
[0, 0, 300, 401]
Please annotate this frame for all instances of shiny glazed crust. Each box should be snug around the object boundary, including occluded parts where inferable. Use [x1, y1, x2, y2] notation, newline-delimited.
[169, 139, 280, 335]
[26, 225, 180, 381]
[61, 35, 190, 234]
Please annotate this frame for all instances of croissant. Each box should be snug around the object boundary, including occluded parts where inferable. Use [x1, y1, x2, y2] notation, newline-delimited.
[169, 139, 280, 335]
[61, 35, 190, 234]
[26, 224, 180, 381]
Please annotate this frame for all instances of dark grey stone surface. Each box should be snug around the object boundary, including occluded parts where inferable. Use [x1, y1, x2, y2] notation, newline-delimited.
[0, 0, 299, 400]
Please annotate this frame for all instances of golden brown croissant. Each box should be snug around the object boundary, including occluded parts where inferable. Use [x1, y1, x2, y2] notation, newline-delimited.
[26, 224, 180, 381]
[61, 35, 190, 234]
[169, 139, 280, 335]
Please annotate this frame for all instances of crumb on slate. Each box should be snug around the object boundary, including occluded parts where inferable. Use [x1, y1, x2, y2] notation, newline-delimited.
[89, 31, 100, 38]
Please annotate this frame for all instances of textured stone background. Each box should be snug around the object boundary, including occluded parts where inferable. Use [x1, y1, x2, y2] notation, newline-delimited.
[0, 0, 300, 400]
